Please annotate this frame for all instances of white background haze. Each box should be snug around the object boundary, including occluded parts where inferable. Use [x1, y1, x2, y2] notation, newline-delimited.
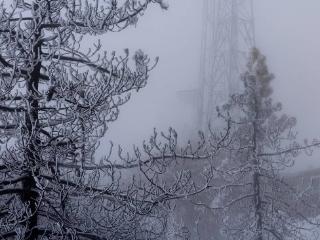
[98, 0, 320, 172]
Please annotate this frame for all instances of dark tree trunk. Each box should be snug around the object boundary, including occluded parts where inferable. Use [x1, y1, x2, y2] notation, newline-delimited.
[252, 94, 263, 240]
[21, 4, 42, 238]
[253, 171, 263, 240]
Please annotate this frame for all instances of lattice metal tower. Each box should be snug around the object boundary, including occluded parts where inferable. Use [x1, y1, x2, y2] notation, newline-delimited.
[199, 0, 255, 131]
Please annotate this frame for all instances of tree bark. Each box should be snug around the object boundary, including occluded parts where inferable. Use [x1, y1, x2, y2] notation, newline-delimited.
[252, 94, 263, 240]
[21, 4, 42, 238]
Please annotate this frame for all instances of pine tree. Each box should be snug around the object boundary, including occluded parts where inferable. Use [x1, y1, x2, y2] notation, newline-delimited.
[216, 48, 320, 240]
[0, 1, 199, 239]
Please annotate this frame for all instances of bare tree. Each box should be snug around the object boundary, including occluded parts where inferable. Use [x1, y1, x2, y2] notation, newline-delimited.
[211, 48, 320, 240]
[0, 0, 220, 239]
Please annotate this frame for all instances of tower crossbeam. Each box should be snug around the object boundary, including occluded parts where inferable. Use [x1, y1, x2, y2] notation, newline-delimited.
[199, 0, 255, 131]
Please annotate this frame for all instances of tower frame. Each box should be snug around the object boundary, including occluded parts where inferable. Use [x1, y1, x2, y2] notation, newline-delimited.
[199, 0, 255, 131]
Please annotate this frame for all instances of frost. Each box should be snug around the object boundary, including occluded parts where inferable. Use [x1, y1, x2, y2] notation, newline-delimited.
[155, 0, 169, 10]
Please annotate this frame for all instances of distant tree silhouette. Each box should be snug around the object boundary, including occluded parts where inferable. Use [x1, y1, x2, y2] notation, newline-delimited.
[214, 48, 320, 240]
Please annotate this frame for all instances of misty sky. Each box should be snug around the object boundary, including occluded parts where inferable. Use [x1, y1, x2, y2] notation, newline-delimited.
[99, 0, 320, 171]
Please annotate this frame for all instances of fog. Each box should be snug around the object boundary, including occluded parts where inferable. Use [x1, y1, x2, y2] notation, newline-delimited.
[101, 0, 320, 172]
[4, 1, 320, 238]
